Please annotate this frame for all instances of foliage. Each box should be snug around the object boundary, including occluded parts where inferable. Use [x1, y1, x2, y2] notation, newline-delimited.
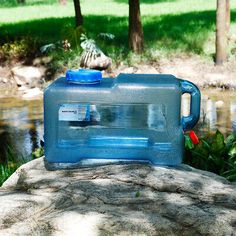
[80, 34, 101, 52]
[32, 147, 44, 159]
[184, 130, 236, 182]
[80, 32, 114, 55]
[98, 33, 115, 41]
[39, 19, 114, 55]
[0, 37, 39, 64]
[1, 0, 236, 66]
[79, 32, 114, 68]
[0, 146, 44, 186]
[40, 31, 114, 72]
[61, 24, 85, 50]
[0, 0, 234, 70]
[0, 146, 25, 186]
[0, 0, 18, 7]
[0, 0, 59, 7]
[40, 43, 57, 54]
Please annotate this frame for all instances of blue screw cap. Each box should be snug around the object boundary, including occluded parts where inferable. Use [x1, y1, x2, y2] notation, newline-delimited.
[66, 69, 102, 84]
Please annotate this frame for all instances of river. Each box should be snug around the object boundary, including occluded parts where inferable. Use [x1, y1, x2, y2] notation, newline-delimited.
[0, 97, 43, 162]
[0, 89, 236, 162]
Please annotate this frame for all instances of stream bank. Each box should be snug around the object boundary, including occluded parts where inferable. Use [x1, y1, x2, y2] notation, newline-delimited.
[1, 55, 236, 99]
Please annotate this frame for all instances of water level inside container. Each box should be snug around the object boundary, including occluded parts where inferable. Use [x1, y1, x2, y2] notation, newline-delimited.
[57, 103, 167, 146]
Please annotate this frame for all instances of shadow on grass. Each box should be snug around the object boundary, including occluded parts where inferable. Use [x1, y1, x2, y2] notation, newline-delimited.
[0, 0, 60, 8]
[1, 9, 236, 55]
[113, 0, 178, 4]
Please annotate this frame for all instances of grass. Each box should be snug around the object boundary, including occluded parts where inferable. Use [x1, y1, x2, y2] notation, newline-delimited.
[0, 0, 236, 67]
[0, 146, 43, 186]
[0, 162, 21, 186]
[1, 0, 236, 21]
[0, 146, 25, 186]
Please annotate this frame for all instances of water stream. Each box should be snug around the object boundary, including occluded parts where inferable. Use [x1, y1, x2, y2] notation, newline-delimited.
[0, 97, 43, 162]
[0, 89, 236, 162]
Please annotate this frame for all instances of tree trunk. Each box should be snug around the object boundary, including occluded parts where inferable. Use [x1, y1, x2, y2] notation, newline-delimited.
[215, 0, 227, 65]
[226, 0, 231, 40]
[128, 0, 144, 53]
[73, 0, 83, 27]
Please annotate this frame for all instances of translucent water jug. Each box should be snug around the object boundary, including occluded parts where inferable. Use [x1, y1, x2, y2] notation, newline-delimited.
[44, 69, 200, 169]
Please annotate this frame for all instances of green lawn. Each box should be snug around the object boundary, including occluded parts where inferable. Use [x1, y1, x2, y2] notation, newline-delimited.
[0, 0, 236, 65]
[1, 0, 236, 22]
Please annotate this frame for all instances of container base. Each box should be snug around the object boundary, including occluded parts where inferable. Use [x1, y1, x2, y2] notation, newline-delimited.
[44, 158, 180, 170]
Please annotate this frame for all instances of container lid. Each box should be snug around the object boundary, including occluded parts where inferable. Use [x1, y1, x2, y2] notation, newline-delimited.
[66, 69, 102, 84]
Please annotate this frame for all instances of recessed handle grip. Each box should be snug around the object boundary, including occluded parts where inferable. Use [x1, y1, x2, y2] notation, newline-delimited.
[180, 80, 201, 131]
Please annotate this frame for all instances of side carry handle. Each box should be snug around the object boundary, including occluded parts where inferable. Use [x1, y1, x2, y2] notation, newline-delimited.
[180, 80, 201, 131]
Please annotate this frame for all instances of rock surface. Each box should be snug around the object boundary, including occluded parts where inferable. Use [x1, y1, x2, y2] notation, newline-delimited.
[11, 65, 45, 88]
[0, 65, 46, 98]
[22, 87, 43, 99]
[1, 157, 236, 235]
[80, 51, 112, 70]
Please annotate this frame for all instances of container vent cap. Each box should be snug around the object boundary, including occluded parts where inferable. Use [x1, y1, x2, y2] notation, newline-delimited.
[66, 69, 102, 84]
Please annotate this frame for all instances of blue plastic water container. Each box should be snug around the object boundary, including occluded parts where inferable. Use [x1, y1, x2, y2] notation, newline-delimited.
[44, 69, 200, 169]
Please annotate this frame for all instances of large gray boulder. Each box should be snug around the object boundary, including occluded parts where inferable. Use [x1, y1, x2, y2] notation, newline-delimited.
[0, 157, 236, 236]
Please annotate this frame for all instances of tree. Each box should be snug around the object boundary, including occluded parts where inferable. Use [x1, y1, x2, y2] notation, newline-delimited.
[128, 0, 144, 53]
[17, 0, 25, 3]
[215, 0, 227, 65]
[226, 0, 231, 38]
[73, 0, 83, 27]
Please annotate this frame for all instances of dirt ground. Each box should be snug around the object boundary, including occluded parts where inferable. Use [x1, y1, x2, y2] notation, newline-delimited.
[110, 55, 236, 90]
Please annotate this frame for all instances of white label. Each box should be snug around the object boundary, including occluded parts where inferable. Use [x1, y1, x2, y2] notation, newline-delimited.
[59, 104, 90, 121]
